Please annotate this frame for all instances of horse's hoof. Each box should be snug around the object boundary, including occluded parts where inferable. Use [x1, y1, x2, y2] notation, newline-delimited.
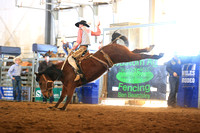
[159, 53, 164, 58]
[147, 45, 155, 52]
[58, 107, 67, 111]
[46, 106, 56, 110]
[152, 53, 164, 59]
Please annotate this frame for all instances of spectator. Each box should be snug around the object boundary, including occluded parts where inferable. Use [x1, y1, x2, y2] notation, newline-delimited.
[166, 54, 181, 107]
[61, 41, 73, 56]
[8, 57, 24, 102]
[38, 53, 54, 104]
[58, 53, 65, 58]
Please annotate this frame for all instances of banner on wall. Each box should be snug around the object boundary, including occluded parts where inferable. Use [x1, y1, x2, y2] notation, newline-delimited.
[35, 88, 64, 102]
[0, 86, 13, 100]
[0, 86, 30, 101]
[107, 59, 167, 100]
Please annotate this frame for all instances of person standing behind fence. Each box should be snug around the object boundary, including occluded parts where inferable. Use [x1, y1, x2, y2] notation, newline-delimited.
[38, 53, 54, 104]
[8, 57, 23, 102]
[61, 41, 74, 56]
[166, 54, 181, 107]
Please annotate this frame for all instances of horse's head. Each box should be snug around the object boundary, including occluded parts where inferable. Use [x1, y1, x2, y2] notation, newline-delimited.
[35, 72, 54, 99]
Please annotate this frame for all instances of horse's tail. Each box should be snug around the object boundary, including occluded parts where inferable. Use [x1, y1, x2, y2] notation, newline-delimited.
[111, 31, 129, 47]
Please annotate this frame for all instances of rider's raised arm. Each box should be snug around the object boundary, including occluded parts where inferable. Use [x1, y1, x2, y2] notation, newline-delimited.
[91, 21, 101, 36]
[91, 26, 101, 36]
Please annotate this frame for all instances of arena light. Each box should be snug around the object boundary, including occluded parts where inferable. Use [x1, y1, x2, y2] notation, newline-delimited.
[142, 100, 168, 108]
[101, 99, 168, 107]
[100, 99, 126, 106]
[173, 0, 200, 57]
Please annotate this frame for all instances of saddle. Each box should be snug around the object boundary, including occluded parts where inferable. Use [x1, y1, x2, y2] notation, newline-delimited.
[78, 50, 90, 62]
[74, 50, 91, 84]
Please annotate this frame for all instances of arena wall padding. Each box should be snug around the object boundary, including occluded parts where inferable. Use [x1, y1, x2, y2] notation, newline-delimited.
[32, 43, 57, 53]
[0, 46, 21, 56]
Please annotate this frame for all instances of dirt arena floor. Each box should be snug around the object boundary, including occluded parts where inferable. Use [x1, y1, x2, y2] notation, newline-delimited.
[0, 101, 200, 133]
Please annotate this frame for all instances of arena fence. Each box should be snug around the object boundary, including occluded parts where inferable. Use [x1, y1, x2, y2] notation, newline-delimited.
[0, 54, 34, 101]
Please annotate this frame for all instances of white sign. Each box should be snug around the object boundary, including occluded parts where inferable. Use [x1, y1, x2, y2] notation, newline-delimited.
[112, 87, 119, 91]
[182, 78, 195, 83]
[36, 90, 41, 97]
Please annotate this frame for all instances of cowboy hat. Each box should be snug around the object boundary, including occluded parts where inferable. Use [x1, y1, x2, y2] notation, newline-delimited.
[75, 20, 90, 27]
[13, 57, 22, 63]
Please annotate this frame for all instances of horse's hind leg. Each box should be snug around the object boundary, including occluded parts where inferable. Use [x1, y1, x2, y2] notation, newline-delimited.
[132, 45, 154, 53]
[140, 53, 164, 60]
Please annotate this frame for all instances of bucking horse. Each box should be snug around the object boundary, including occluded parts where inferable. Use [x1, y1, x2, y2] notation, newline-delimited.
[35, 32, 164, 111]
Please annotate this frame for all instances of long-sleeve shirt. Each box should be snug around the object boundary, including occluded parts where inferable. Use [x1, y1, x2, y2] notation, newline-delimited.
[8, 63, 22, 79]
[166, 57, 182, 77]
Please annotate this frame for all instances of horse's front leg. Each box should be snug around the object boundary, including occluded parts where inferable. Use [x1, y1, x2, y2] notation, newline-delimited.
[48, 86, 67, 110]
[60, 90, 75, 111]
[55, 95, 66, 108]
[47, 94, 66, 110]
[60, 94, 73, 111]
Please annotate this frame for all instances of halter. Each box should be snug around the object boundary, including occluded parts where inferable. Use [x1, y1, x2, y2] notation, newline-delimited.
[61, 51, 73, 71]
[41, 74, 53, 92]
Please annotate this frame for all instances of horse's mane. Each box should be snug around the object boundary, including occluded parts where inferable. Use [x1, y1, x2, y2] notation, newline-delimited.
[41, 64, 63, 81]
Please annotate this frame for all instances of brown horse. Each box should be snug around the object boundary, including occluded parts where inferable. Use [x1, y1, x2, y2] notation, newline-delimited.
[35, 32, 164, 110]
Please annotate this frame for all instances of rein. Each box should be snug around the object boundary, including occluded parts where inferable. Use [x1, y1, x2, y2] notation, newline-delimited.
[61, 51, 73, 71]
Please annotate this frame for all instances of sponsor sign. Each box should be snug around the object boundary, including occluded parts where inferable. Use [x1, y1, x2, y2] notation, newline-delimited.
[35, 88, 65, 102]
[107, 59, 167, 100]
[181, 63, 196, 85]
[0, 87, 14, 100]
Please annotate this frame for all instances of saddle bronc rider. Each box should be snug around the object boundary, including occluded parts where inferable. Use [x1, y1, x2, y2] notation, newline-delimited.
[68, 20, 101, 81]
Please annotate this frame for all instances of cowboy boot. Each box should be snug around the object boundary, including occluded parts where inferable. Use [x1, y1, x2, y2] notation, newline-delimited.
[74, 72, 81, 81]
[74, 69, 84, 81]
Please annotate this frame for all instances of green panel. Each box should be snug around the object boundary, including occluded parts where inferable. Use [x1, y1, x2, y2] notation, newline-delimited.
[35, 88, 63, 102]
[35, 88, 43, 102]
[53, 88, 63, 102]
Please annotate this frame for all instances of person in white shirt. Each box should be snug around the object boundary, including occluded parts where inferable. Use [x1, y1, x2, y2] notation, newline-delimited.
[8, 57, 23, 102]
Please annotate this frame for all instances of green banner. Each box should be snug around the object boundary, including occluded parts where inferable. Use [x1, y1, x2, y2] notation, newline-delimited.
[107, 59, 167, 100]
[35, 88, 63, 102]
